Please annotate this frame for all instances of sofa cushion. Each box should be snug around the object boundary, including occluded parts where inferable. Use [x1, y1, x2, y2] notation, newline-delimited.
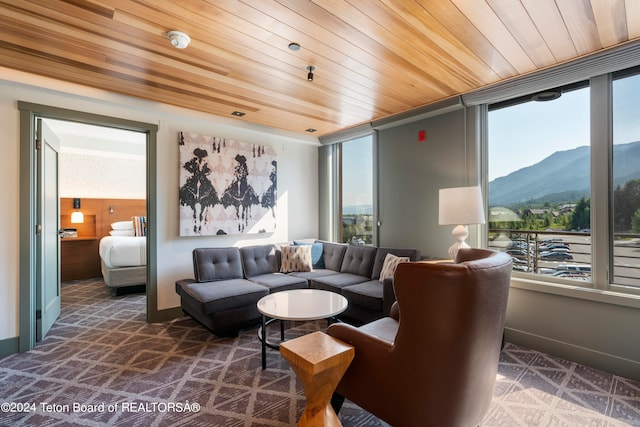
[340, 245, 377, 276]
[176, 279, 268, 314]
[293, 240, 325, 269]
[371, 247, 421, 279]
[248, 273, 308, 292]
[289, 269, 340, 280]
[240, 245, 279, 277]
[342, 280, 384, 311]
[280, 245, 312, 273]
[310, 273, 370, 293]
[192, 247, 244, 282]
[379, 253, 410, 282]
[316, 241, 347, 271]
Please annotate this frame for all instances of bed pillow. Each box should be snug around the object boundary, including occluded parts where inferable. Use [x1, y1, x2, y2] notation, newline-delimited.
[280, 245, 313, 273]
[111, 220, 134, 230]
[379, 253, 410, 282]
[109, 229, 135, 236]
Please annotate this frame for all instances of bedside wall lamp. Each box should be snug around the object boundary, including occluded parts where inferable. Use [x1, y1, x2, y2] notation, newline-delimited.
[70, 198, 84, 224]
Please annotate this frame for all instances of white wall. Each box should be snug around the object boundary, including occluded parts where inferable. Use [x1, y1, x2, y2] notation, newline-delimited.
[0, 68, 319, 340]
[59, 153, 146, 199]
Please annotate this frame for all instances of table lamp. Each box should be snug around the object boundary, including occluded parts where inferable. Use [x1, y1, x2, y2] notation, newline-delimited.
[438, 186, 486, 260]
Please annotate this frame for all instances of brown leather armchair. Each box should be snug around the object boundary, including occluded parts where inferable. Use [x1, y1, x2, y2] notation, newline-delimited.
[327, 248, 512, 427]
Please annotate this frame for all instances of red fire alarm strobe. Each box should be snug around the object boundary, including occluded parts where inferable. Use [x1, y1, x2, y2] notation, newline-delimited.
[419, 130, 426, 142]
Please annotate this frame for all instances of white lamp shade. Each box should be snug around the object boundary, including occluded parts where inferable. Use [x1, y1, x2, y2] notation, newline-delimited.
[438, 186, 486, 226]
[70, 211, 84, 223]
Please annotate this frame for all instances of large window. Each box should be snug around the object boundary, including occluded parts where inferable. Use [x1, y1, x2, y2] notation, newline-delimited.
[340, 135, 373, 244]
[488, 83, 593, 282]
[612, 68, 640, 289]
[487, 67, 640, 293]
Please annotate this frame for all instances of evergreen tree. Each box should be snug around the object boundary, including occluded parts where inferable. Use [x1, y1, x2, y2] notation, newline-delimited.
[632, 209, 640, 233]
[613, 179, 640, 232]
[569, 198, 590, 230]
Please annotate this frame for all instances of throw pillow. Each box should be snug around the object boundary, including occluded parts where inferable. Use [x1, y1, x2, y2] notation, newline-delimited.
[379, 253, 410, 282]
[280, 245, 313, 273]
[293, 240, 325, 269]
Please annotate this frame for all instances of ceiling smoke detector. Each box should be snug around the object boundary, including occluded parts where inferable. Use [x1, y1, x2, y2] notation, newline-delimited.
[166, 31, 191, 49]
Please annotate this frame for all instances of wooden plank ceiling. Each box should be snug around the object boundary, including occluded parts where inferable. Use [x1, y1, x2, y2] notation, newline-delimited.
[0, 0, 638, 137]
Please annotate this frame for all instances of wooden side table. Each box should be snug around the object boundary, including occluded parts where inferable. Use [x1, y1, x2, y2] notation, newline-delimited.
[280, 331, 355, 427]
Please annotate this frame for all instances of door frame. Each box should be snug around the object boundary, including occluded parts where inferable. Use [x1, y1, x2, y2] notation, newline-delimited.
[18, 102, 158, 351]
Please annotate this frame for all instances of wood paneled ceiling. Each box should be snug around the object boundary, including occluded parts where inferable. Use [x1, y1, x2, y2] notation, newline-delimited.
[1, 0, 638, 137]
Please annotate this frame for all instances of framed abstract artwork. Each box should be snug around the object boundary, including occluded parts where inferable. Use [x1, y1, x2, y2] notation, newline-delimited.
[178, 132, 277, 236]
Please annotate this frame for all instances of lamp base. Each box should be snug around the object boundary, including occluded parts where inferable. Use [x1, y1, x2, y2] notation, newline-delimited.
[448, 224, 470, 261]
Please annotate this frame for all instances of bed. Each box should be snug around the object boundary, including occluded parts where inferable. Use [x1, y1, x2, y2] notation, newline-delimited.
[99, 235, 146, 289]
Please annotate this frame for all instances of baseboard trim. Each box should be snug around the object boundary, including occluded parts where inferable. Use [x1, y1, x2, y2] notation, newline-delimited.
[149, 306, 184, 323]
[505, 327, 640, 381]
[0, 336, 19, 358]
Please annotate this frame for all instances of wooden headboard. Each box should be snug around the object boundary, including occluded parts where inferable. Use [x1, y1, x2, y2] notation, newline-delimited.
[60, 197, 146, 239]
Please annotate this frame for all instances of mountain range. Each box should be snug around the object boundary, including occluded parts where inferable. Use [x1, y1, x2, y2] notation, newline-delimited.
[489, 140, 640, 207]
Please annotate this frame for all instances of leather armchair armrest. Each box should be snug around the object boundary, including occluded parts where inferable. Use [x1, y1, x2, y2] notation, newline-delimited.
[326, 322, 394, 354]
[389, 302, 399, 320]
[382, 277, 396, 316]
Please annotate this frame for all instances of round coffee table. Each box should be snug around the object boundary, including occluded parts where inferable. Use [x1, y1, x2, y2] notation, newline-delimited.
[257, 289, 348, 369]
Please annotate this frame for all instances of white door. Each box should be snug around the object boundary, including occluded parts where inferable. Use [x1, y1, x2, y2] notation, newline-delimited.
[36, 119, 61, 341]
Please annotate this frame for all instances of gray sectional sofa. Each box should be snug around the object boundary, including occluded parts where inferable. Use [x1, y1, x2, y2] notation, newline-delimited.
[175, 241, 420, 336]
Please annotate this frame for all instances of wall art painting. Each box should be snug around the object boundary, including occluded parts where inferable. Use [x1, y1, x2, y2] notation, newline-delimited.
[178, 132, 277, 236]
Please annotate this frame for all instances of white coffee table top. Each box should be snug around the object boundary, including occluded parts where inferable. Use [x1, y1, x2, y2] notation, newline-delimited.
[257, 289, 348, 321]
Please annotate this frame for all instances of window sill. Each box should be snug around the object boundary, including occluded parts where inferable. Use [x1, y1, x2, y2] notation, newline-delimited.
[510, 275, 640, 309]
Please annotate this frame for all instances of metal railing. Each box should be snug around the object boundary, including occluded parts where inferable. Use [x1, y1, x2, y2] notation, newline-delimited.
[488, 228, 640, 288]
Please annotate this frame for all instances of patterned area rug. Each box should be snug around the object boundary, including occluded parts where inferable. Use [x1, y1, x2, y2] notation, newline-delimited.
[0, 279, 638, 426]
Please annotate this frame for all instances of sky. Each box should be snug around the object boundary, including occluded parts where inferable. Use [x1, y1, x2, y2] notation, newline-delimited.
[342, 135, 373, 208]
[340, 72, 640, 206]
[488, 87, 590, 182]
[489, 74, 640, 182]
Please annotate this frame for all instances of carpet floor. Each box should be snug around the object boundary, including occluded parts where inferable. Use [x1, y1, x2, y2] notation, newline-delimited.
[0, 278, 638, 426]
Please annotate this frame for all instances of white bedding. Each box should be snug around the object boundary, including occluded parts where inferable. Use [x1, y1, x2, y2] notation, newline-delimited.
[99, 236, 146, 268]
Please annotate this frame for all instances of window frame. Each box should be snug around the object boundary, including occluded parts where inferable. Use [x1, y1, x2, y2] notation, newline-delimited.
[336, 134, 376, 245]
[482, 70, 640, 297]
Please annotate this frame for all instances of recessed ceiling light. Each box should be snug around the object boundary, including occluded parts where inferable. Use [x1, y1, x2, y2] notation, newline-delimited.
[231, 111, 246, 117]
[305, 128, 316, 133]
[288, 42, 301, 51]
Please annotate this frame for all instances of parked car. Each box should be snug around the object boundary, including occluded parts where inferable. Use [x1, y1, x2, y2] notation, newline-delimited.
[551, 270, 590, 280]
[556, 264, 591, 273]
[507, 242, 529, 250]
[540, 251, 574, 260]
[538, 243, 571, 251]
[506, 249, 530, 259]
[541, 238, 564, 245]
[546, 247, 571, 253]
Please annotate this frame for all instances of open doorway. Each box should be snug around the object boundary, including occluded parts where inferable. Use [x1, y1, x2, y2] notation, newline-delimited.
[45, 118, 148, 295]
[18, 102, 158, 351]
